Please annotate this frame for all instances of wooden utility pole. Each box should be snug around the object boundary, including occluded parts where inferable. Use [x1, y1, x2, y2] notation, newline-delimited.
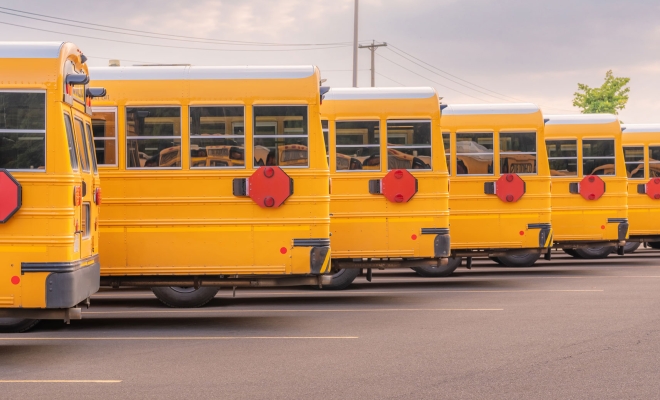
[359, 40, 387, 87]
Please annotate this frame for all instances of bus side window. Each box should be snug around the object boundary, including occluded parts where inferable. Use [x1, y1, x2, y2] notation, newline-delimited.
[91, 110, 117, 166]
[583, 139, 615, 176]
[335, 120, 380, 171]
[387, 120, 432, 170]
[126, 107, 181, 168]
[442, 132, 451, 175]
[455, 132, 493, 175]
[190, 106, 245, 169]
[623, 146, 644, 179]
[85, 123, 99, 173]
[500, 132, 537, 175]
[321, 119, 329, 163]
[74, 118, 91, 172]
[649, 146, 660, 178]
[546, 139, 577, 176]
[63, 113, 79, 171]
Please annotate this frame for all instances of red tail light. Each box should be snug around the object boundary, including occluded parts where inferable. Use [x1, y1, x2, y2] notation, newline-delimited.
[73, 185, 82, 206]
[94, 187, 102, 205]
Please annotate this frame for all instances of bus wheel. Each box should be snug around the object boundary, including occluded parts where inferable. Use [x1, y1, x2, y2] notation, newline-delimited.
[624, 241, 641, 254]
[489, 257, 504, 266]
[572, 246, 616, 259]
[411, 257, 462, 277]
[562, 249, 581, 258]
[494, 252, 541, 268]
[0, 319, 40, 333]
[151, 287, 219, 308]
[648, 242, 660, 249]
[320, 267, 360, 290]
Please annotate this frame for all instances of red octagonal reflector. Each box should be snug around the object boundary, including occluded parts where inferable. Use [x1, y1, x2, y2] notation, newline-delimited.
[248, 166, 293, 208]
[381, 169, 418, 203]
[580, 175, 605, 201]
[647, 177, 660, 200]
[496, 173, 525, 203]
[0, 169, 22, 223]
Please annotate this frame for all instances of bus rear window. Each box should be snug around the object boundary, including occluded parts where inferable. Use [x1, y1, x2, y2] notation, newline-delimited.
[650, 146, 660, 178]
[623, 147, 644, 179]
[500, 132, 537, 174]
[455, 132, 493, 175]
[335, 120, 380, 171]
[0, 92, 46, 170]
[253, 106, 308, 168]
[583, 139, 615, 176]
[546, 140, 577, 176]
[387, 121, 432, 170]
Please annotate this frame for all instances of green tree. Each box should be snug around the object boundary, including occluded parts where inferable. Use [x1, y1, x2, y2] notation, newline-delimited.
[573, 70, 630, 114]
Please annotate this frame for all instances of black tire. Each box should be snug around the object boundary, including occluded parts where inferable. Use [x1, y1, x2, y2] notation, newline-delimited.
[648, 242, 660, 249]
[0, 319, 40, 333]
[623, 241, 641, 254]
[494, 252, 541, 268]
[411, 257, 462, 277]
[320, 267, 361, 290]
[562, 248, 581, 258]
[573, 246, 616, 259]
[489, 256, 504, 266]
[151, 287, 219, 308]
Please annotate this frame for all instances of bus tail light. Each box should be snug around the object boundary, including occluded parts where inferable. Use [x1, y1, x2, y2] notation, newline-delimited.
[73, 185, 82, 206]
[94, 187, 102, 205]
[484, 174, 525, 203]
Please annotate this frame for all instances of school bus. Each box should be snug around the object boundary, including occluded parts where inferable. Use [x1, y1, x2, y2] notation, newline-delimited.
[441, 104, 552, 269]
[89, 65, 330, 307]
[545, 114, 628, 258]
[0, 42, 105, 332]
[320, 87, 450, 288]
[621, 124, 660, 251]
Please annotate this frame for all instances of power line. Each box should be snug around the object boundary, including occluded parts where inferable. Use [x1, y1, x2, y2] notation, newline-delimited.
[0, 6, 354, 47]
[0, 20, 352, 52]
[375, 72, 404, 86]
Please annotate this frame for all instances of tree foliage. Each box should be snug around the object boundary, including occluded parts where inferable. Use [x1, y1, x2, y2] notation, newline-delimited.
[573, 70, 630, 114]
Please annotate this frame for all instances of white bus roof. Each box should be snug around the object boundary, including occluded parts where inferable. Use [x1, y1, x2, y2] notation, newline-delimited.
[90, 65, 316, 81]
[544, 114, 618, 125]
[0, 42, 64, 58]
[323, 87, 436, 101]
[442, 103, 539, 116]
[621, 124, 660, 133]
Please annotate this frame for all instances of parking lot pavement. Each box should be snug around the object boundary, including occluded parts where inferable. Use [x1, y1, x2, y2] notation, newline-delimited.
[1, 250, 660, 399]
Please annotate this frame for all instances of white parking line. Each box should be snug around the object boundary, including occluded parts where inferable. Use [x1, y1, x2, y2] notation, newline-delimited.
[0, 336, 357, 341]
[80, 308, 503, 315]
[0, 380, 121, 383]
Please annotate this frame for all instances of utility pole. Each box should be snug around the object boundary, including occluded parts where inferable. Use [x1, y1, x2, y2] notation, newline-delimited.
[359, 40, 387, 87]
[352, 0, 359, 87]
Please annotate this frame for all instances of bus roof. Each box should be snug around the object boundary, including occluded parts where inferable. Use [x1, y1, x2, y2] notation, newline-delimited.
[0, 41, 65, 58]
[544, 114, 618, 125]
[90, 65, 317, 81]
[323, 87, 436, 101]
[442, 103, 539, 116]
[621, 124, 660, 133]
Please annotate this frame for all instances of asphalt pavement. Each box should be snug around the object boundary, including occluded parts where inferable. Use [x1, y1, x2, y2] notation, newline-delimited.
[1, 249, 660, 399]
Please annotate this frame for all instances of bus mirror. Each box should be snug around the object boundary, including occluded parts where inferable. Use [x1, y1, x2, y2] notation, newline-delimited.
[65, 74, 90, 86]
[86, 88, 106, 98]
[80, 54, 88, 64]
[320, 86, 331, 104]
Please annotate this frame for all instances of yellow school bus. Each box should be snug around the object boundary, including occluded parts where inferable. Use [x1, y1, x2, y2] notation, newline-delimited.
[320, 87, 450, 288]
[621, 124, 660, 252]
[442, 104, 552, 269]
[90, 65, 330, 307]
[545, 114, 628, 258]
[0, 42, 105, 332]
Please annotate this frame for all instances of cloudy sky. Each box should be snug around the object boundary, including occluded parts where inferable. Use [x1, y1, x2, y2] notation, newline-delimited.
[2, 0, 658, 121]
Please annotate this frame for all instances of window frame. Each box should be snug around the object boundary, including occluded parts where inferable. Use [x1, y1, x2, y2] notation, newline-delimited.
[623, 145, 645, 180]
[63, 112, 79, 172]
[189, 105, 246, 170]
[582, 138, 616, 177]
[0, 89, 47, 172]
[454, 131, 495, 176]
[74, 117, 91, 173]
[499, 131, 538, 175]
[84, 122, 99, 174]
[125, 105, 183, 170]
[546, 138, 578, 178]
[334, 119, 381, 173]
[91, 107, 119, 167]
[442, 131, 451, 175]
[386, 119, 433, 171]
[649, 145, 660, 178]
[252, 105, 310, 169]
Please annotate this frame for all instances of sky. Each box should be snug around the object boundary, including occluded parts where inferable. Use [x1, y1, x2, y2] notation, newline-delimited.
[1, 0, 659, 122]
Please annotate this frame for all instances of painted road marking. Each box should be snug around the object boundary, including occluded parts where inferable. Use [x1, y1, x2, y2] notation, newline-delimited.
[80, 308, 503, 315]
[0, 380, 121, 383]
[0, 337, 357, 341]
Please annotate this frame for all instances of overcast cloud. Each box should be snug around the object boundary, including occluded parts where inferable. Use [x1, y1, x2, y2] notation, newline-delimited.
[1, 0, 659, 121]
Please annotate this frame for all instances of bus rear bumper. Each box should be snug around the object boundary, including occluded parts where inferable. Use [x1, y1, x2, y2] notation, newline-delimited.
[292, 239, 331, 275]
[0, 307, 82, 322]
[22, 255, 100, 309]
[421, 228, 450, 258]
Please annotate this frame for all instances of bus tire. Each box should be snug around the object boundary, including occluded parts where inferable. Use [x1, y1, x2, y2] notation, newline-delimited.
[562, 249, 581, 258]
[320, 268, 361, 290]
[151, 287, 219, 308]
[0, 319, 40, 333]
[572, 246, 616, 259]
[624, 241, 641, 253]
[411, 257, 462, 277]
[489, 256, 504, 266]
[648, 242, 660, 249]
[494, 252, 541, 268]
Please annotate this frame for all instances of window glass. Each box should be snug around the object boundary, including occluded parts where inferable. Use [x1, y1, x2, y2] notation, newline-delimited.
[74, 118, 90, 172]
[81, 203, 90, 238]
[334, 121, 380, 171]
[92, 111, 117, 165]
[190, 106, 244, 168]
[321, 120, 329, 157]
[649, 146, 660, 178]
[126, 107, 181, 168]
[387, 121, 431, 170]
[455, 132, 493, 175]
[253, 106, 308, 167]
[0, 92, 46, 170]
[623, 146, 644, 179]
[546, 140, 577, 177]
[442, 132, 450, 174]
[85, 123, 98, 173]
[583, 139, 615, 176]
[63, 113, 79, 171]
[500, 132, 537, 174]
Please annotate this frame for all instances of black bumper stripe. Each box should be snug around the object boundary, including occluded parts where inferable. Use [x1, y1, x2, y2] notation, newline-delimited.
[293, 238, 331, 247]
[528, 223, 552, 229]
[22, 255, 99, 274]
[421, 228, 450, 235]
[608, 218, 628, 223]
